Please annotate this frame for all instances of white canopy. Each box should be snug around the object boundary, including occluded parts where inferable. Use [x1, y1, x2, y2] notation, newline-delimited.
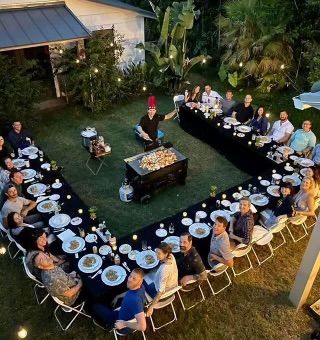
[293, 91, 320, 110]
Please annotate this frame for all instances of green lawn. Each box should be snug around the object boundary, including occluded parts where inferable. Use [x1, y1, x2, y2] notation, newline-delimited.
[1, 74, 320, 339]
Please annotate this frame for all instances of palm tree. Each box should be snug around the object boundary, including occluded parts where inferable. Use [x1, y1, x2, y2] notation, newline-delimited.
[218, 0, 295, 92]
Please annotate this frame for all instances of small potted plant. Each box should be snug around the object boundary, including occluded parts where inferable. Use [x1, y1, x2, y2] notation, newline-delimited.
[51, 160, 58, 171]
[210, 185, 217, 198]
[89, 206, 98, 220]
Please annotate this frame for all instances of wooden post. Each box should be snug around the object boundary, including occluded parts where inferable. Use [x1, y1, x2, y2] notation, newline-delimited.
[289, 213, 320, 309]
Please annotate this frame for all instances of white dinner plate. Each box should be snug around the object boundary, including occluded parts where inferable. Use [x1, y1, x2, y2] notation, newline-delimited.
[249, 194, 269, 206]
[12, 159, 25, 168]
[29, 154, 38, 160]
[156, 228, 168, 237]
[101, 265, 126, 286]
[189, 223, 211, 239]
[99, 245, 112, 255]
[119, 244, 132, 254]
[230, 202, 257, 213]
[71, 217, 83, 226]
[210, 210, 231, 222]
[128, 250, 140, 261]
[259, 136, 272, 144]
[85, 234, 97, 243]
[62, 236, 85, 253]
[221, 200, 231, 207]
[267, 185, 280, 197]
[181, 218, 193, 226]
[232, 192, 243, 200]
[260, 180, 271, 186]
[49, 194, 60, 201]
[21, 168, 36, 180]
[78, 254, 102, 273]
[223, 125, 231, 129]
[284, 166, 294, 172]
[240, 190, 251, 197]
[21, 146, 38, 156]
[136, 250, 159, 269]
[223, 117, 238, 125]
[237, 125, 251, 133]
[52, 182, 62, 189]
[196, 210, 207, 219]
[164, 236, 180, 253]
[37, 200, 55, 213]
[297, 158, 314, 167]
[49, 213, 71, 229]
[237, 133, 245, 138]
[41, 163, 50, 170]
[300, 168, 309, 177]
[282, 175, 301, 187]
[27, 183, 47, 195]
[277, 146, 294, 155]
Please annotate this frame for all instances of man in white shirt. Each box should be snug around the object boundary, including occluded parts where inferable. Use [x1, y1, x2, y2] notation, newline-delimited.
[268, 111, 294, 143]
[201, 85, 222, 108]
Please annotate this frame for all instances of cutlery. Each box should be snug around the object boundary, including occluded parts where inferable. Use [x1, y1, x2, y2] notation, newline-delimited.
[122, 262, 131, 272]
[90, 269, 102, 279]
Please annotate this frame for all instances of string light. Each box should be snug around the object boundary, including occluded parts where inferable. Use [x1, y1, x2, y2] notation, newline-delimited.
[280, 64, 285, 69]
[266, 113, 270, 118]
[169, 55, 173, 59]
[202, 59, 206, 64]
[94, 68, 99, 73]
[59, 49, 63, 54]
[239, 62, 243, 67]
[110, 43, 114, 47]
[142, 86, 147, 91]
[17, 326, 28, 339]
[117, 78, 121, 82]
[138, 49, 142, 53]
[75, 59, 80, 64]
[0, 246, 6, 255]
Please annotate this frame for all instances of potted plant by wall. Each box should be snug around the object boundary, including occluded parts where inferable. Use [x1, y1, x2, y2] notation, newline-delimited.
[209, 185, 217, 198]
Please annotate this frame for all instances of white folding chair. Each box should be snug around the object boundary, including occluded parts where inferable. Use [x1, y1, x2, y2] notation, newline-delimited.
[265, 218, 288, 251]
[173, 94, 185, 121]
[177, 279, 205, 310]
[113, 317, 146, 340]
[147, 286, 181, 332]
[206, 264, 232, 295]
[0, 220, 8, 238]
[52, 296, 91, 331]
[22, 256, 50, 305]
[231, 244, 253, 277]
[7, 232, 26, 259]
[251, 225, 274, 266]
[286, 215, 308, 242]
[307, 201, 319, 229]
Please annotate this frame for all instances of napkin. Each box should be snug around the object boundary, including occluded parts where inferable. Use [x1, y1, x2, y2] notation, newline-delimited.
[24, 178, 35, 183]
[57, 229, 76, 242]
[144, 271, 156, 285]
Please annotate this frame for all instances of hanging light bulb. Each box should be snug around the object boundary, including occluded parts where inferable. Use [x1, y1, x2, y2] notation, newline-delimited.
[239, 62, 243, 67]
[94, 68, 99, 73]
[280, 64, 285, 70]
[142, 86, 147, 91]
[17, 326, 28, 339]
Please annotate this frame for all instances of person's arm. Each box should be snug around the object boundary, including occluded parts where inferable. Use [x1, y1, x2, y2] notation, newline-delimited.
[62, 279, 82, 298]
[302, 134, 317, 156]
[136, 125, 151, 141]
[146, 291, 163, 316]
[296, 194, 315, 217]
[164, 110, 176, 120]
[115, 312, 146, 332]
[261, 118, 269, 135]
[209, 253, 233, 267]
[21, 199, 36, 217]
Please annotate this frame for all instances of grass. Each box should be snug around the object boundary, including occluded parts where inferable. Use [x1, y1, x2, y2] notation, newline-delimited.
[1, 72, 320, 339]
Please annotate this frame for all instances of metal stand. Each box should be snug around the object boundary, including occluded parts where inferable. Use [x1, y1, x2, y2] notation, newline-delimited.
[85, 152, 110, 176]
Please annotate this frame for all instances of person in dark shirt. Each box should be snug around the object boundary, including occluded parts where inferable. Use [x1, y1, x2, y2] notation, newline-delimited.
[137, 96, 176, 151]
[0, 136, 9, 161]
[232, 94, 254, 124]
[7, 121, 32, 151]
[176, 232, 207, 286]
[260, 182, 295, 229]
[92, 268, 147, 333]
[250, 106, 269, 135]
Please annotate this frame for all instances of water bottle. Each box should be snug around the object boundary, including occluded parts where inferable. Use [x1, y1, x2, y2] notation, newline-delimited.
[114, 254, 121, 265]
[18, 148, 22, 157]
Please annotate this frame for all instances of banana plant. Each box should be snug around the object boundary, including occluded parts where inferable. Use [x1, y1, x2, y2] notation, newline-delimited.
[137, 0, 211, 91]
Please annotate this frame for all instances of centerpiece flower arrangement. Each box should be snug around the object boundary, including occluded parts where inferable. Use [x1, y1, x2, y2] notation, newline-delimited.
[89, 206, 98, 220]
[210, 185, 217, 198]
[51, 160, 58, 171]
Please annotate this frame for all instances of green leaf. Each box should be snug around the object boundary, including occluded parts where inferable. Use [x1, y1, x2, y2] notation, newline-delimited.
[228, 71, 238, 88]
[218, 64, 228, 82]
[160, 7, 171, 44]
[169, 44, 178, 60]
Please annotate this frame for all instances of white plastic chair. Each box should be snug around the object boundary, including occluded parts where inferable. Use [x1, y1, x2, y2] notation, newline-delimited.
[113, 317, 146, 340]
[251, 225, 274, 266]
[177, 279, 205, 310]
[7, 232, 26, 259]
[52, 296, 91, 331]
[286, 215, 308, 242]
[173, 94, 185, 121]
[147, 286, 181, 332]
[263, 217, 288, 251]
[206, 264, 232, 295]
[22, 256, 50, 304]
[231, 244, 253, 277]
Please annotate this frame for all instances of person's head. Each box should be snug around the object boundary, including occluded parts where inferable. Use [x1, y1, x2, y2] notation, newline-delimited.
[12, 121, 22, 133]
[6, 185, 18, 199]
[239, 197, 251, 215]
[0, 136, 4, 147]
[255, 106, 266, 118]
[244, 94, 252, 105]
[10, 170, 23, 185]
[214, 216, 228, 236]
[7, 212, 23, 229]
[147, 96, 157, 118]
[302, 120, 312, 132]
[127, 268, 144, 290]
[156, 242, 172, 261]
[304, 167, 314, 178]
[34, 252, 54, 270]
[192, 85, 200, 94]
[280, 182, 294, 197]
[301, 177, 313, 192]
[4, 157, 14, 170]
[225, 90, 234, 101]
[180, 232, 193, 253]
[279, 111, 288, 122]
[205, 85, 212, 94]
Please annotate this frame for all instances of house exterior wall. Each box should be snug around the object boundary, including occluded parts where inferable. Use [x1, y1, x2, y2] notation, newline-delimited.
[0, 0, 146, 67]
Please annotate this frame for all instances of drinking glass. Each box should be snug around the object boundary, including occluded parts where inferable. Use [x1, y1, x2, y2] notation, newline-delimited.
[142, 240, 147, 250]
[216, 200, 221, 208]
[169, 223, 175, 234]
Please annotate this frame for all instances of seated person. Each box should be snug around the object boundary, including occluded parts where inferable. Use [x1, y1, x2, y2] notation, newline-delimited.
[231, 94, 254, 124]
[137, 96, 176, 151]
[7, 121, 33, 151]
[208, 216, 233, 270]
[260, 183, 295, 229]
[176, 232, 207, 286]
[1, 185, 42, 228]
[221, 90, 236, 116]
[144, 242, 178, 317]
[186, 85, 201, 103]
[0, 136, 9, 160]
[34, 252, 83, 306]
[0, 167, 10, 192]
[92, 268, 146, 333]
[302, 167, 320, 199]
[229, 197, 254, 247]
[249, 106, 269, 135]
[201, 84, 222, 108]
[268, 111, 294, 144]
[1, 170, 25, 203]
[293, 177, 315, 218]
[3, 156, 15, 171]
[311, 144, 320, 165]
[289, 120, 316, 156]
[25, 230, 67, 280]
[7, 211, 35, 248]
